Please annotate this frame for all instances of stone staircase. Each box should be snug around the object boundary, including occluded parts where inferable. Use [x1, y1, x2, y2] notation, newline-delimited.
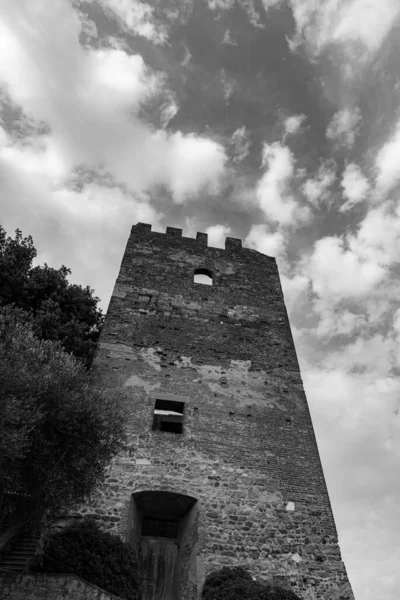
[0, 529, 40, 572]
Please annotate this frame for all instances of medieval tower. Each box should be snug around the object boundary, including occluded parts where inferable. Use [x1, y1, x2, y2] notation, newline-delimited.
[90, 222, 355, 600]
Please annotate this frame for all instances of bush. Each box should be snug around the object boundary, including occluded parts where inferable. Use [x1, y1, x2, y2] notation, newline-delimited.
[34, 518, 140, 600]
[0, 306, 127, 526]
[202, 567, 302, 600]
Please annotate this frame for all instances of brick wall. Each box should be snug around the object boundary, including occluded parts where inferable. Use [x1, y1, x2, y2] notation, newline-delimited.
[79, 223, 354, 600]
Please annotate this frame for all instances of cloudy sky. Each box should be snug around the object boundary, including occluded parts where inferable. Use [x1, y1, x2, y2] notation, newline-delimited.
[1, 0, 400, 597]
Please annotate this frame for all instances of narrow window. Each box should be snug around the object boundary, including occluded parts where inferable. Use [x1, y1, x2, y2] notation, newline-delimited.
[194, 268, 213, 285]
[152, 399, 185, 434]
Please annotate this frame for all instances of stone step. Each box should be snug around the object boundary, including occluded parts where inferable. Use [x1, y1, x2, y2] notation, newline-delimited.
[1, 558, 30, 563]
[0, 530, 39, 572]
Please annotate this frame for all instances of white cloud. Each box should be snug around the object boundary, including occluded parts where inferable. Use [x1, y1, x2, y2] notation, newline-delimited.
[88, 49, 158, 111]
[98, 0, 169, 45]
[375, 120, 400, 194]
[0, 1, 227, 206]
[289, 0, 400, 63]
[205, 224, 231, 248]
[330, 0, 400, 52]
[326, 107, 362, 148]
[208, 0, 264, 27]
[301, 354, 400, 600]
[0, 138, 162, 306]
[292, 197, 400, 340]
[256, 142, 310, 226]
[240, 0, 264, 28]
[181, 44, 191, 67]
[231, 126, 250, 162]
[315, 307, 367, 338]
[302, 160, 336, 206]
[76, 9, 98, 42]
[262, 0, 284, 10]
[281, 192, 400, 348]
[296, 272, 400, 599]
[245, 224, 286, 258]
[222, 29, 237, 46]
[0, 125, 66, 181]
[164, 132, 227, 203]
[393, 309, 400, 336]
[221, 69, 236, 103]
[0, 0, 230, 306]
[306, 236, 386, 302]
[283, 113, 306, 136]
[159, 94, 179, 128]
[208, 0, 235, 10]
[295, 313, 400, 600]
[340, 163, 370, 211]
[324, 334, 399, 377]
[350, 202, 400, 266]
[278, 274, 310, 323]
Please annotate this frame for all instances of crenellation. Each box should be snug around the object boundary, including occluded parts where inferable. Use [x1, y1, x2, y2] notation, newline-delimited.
[134, 222, 152, 232]
[166, 226, 183, 237]
[196, 232, 208, 245]
[225, 236, 242, 251]
[131, 223, 250, 254]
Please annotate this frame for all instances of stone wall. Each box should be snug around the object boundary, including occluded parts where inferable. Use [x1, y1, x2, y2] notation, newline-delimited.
[80, 223, 354, 600]
[176, 499, 200, 600]
[0, 573, 122, 600]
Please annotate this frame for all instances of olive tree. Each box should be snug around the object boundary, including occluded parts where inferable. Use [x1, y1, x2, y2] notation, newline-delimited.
[0, 307, 127, 527]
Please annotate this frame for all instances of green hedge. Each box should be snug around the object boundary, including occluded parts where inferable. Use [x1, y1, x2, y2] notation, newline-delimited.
[202, 567, 302, 600]
[33, 518, 140, 600]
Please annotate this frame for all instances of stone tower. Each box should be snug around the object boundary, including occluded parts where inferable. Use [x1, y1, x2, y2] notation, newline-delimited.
[90, 222, 355, 600]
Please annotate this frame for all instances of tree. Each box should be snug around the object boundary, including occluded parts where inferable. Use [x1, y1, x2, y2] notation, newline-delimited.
[0, 307, 127, 527]
[0, 226, 103, 367]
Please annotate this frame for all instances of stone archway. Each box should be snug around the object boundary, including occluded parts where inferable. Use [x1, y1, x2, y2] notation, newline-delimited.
[127, 491, 198, 600]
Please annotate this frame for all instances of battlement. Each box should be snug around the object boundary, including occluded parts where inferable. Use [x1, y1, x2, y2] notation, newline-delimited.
[132, 223, 242, 251]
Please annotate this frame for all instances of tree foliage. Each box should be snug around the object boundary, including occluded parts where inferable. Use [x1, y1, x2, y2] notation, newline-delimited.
[0, 226, 103, 366]
[33, 518, 140, 600]
[202, 567, 302, 600]
[0, 307, 127, 526]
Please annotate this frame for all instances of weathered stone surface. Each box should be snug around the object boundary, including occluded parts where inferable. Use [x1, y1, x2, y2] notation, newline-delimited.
[0, 573, 122, 599]
[77, 224, 354, 600]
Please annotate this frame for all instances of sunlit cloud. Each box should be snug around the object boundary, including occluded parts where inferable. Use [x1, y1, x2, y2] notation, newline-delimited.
[326, 107, 362, 149]
[256, 142, 310, 226]
[340, 163, 370, 211]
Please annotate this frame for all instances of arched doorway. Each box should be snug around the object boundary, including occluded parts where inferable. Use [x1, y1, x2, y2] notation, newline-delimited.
[127, 491, 198, 600]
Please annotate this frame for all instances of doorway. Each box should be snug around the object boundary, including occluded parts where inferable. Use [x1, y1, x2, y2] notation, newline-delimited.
[127, 491, 198, 600]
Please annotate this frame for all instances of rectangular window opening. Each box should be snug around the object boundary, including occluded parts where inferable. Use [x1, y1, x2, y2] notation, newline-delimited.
[142, 516, 179, 539]
[152, 399, 185, 434]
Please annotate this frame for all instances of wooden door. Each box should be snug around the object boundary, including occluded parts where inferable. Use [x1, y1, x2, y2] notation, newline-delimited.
[140, 538, 178, 600]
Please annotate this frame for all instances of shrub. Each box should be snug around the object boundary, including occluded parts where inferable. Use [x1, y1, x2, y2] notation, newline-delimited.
[0, 306, 127, 527]
[34, 518, 140, 600]
[202, 567, 302, 600]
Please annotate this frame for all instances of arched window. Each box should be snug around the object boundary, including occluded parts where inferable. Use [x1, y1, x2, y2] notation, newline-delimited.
[193, 268, 213, 285]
